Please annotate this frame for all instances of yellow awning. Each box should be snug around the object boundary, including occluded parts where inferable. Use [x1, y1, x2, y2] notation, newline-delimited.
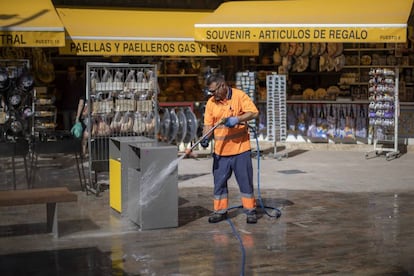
[56, 7, 258, 56]
[194, 0, 413, 43]
[0, 0, 65, 47]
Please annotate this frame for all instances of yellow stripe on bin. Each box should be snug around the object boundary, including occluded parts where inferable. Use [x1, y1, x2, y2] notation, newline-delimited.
[109, 159, 122, 213]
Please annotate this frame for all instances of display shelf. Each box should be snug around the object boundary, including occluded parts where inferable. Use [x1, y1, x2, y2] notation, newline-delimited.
[287, 100, 369, 104]
[159, 101, 194, 110]
[343, 48, 395, 52]
[157, 57, 223, 104]
[236, 71, 258, 139]
[243, 64, 277, 68]
[343, 65, 413, 69]
[158, 74, 199, 77]
[289, 72, 342, 76]
[286, 101, 368, 144]
[0, 59, 33, 142]
[338, 82, 369, 86]
[32, 86, 57, 135]
[340, 43, 413, 105]
[85, 62, 158, 195]
[365, 67, 400, 160]
[266, 74, 288, 159]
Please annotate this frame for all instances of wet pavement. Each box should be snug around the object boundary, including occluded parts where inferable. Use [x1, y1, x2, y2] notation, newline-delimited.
[1, 148, 414, 275]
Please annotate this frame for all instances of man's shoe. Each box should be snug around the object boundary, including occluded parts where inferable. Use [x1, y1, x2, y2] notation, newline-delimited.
[246, 211, 257, 224]
[208, 212, 227, 223]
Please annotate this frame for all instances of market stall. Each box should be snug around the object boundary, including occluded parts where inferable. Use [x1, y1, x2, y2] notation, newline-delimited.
[56, 8, 258, 57]
[193, 0, 414, 146]
[55, 7, 259, 148]
[0, 0, 71, 189]
[52, 7, 261, 192]
[193, 0, 411, 43]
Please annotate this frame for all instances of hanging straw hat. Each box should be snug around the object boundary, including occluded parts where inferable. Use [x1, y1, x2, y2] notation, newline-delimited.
[319, 53, 328, 71]
[334, 43, 344, 57]
[310, 56, 319, 71]
[301, 43, 311, 57]
[326, 56, 335, 71]
[334, 54, 346, 72]
[327, 43, 337, 57]
[296, 56, 309, 72]
[318, 43, 327, 55]
[311, 43, 320, 57]
[327, 85, 340, 96]
[36, 63, 55, 84]
[287, 43, 297, 56]
[294, 43, 304, 56]
[279, 43, 289, 56]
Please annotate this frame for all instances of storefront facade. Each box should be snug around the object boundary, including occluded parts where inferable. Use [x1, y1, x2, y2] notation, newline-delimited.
[193, 0, 414, 146]
[1, 0, 414, 147]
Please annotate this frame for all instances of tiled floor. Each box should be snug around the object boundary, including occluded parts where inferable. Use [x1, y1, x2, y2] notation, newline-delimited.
[1, 149, 414, 275]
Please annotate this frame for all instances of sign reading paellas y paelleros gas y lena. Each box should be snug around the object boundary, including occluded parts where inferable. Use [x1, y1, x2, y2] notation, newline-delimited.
[59, 41, 259, 56]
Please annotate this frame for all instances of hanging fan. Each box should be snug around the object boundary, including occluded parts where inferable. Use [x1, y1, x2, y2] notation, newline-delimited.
[183, 107, 198, 143]
[168, 109, 179, 144]
[159, 108, 171, 141]
[175, 108, 187, 144]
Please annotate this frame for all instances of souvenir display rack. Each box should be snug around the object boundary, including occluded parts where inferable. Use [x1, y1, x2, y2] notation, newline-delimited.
[266, 73, 288, 160]
[236, 71, 257, 139]
[31, 87, 57, 137]
[0, 60, 32, 188]
[365, 68, 400, 160]
[0, 59, 32, 142]
[85, 62, 158, 194]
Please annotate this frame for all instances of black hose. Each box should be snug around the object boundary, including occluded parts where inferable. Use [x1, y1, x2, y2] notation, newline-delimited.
[224, 125, 282, 276]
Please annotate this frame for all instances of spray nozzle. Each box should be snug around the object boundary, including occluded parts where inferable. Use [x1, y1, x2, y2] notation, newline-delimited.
[184, 119, 226, 158]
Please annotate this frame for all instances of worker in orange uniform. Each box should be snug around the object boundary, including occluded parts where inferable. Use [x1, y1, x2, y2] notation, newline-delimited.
[201, 74, 259, 224]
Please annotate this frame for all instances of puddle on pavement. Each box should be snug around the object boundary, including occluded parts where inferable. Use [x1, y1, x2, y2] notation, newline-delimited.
[0, 247, 129, 275]
[277, 169, 306, 174]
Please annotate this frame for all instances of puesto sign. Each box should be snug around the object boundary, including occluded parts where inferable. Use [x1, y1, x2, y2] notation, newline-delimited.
[0, 32, 64, 47]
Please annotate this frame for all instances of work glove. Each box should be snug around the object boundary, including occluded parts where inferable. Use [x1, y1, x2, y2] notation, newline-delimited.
[200, 137, 210, 148]
[224, 116, 239, 128]
[71, 122, 83, 139]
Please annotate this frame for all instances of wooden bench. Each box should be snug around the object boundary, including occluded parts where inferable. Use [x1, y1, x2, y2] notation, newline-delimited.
[0, 187, 78, 238]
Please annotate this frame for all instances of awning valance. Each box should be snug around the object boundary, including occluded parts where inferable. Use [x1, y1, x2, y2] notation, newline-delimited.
[0, 0, 65, 47]
[194, 0, 413, 43]
[56, 7, 258, 56]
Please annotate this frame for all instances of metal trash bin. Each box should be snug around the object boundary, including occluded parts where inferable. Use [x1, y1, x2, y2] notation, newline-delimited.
[109, 136, 153, 213]
[126, 141, 178, 230]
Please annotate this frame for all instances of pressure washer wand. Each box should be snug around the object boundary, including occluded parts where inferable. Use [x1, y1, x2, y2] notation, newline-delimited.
[184, 118, 226, 156]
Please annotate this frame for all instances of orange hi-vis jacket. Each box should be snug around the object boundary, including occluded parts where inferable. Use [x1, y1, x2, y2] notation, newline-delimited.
[204, 87, 259, 156]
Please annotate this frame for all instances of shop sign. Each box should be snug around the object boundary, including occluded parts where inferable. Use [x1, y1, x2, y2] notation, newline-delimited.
[59, 40, 258, 56]
[194, 27, 407, 43]
[0, 31, 65, 47]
